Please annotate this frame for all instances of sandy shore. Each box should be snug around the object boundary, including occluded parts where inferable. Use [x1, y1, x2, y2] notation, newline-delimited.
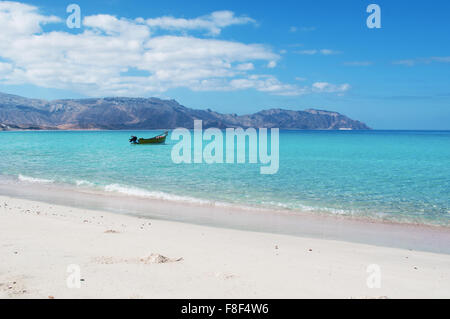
[0, 194, 449, 299]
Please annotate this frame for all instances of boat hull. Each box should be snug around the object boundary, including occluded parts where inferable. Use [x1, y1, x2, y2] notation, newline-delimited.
[137, 136, 167, 144]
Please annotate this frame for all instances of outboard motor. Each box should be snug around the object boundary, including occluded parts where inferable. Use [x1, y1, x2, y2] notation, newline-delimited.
[129, 136, 138, 143]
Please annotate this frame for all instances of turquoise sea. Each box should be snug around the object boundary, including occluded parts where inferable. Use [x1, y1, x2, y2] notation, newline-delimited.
[0, 130, 449, 226]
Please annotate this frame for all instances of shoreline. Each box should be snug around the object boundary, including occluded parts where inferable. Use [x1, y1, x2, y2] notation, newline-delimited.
[3, 173, 450, 229]
[1, 194, 449, 298]
[1, 179, 449, 255]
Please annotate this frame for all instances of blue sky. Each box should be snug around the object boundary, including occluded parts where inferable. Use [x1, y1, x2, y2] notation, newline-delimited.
[0, 0, 449, 129]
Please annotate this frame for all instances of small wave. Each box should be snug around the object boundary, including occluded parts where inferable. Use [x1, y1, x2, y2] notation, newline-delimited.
[261, 201, 291, 209]
[296, 203, 349, 215]
[102, 183, 359, 215]
[259, 200, 350, 215]
[103, 184, 212, 205]
[76, 180, 95, 187]
[18, 174, 54, 184]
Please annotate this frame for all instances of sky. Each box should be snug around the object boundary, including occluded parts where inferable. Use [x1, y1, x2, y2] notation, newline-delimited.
[0, 0, 449, 129]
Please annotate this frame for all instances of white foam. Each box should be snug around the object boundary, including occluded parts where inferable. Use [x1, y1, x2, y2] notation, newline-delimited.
[103, 184, 212, 205]
[15, 175, 354, 216]
[76, 180, 95, 187]
[101, 183, 351, 215]
[18, 174, 54, 184]
[296, 203, 351, 215]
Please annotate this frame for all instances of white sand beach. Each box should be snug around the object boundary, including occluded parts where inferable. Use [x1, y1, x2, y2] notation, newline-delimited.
[0, 194, 449, 299]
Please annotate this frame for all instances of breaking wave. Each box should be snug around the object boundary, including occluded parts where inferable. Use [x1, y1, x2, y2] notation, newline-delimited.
[75, 180, 95, 187]
[103, 183, 212, 205]
[18, 174, 54, 184]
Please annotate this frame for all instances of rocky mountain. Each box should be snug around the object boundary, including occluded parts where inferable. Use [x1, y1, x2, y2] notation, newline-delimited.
[0, 92, 370, 130]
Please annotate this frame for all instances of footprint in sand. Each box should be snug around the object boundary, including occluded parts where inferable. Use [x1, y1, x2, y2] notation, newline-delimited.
[104, 230, 120, 234]
[139, 254, 183, 264]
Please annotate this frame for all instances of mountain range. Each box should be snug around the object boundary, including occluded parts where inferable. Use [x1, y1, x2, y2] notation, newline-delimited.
[0, 92, 370, 130]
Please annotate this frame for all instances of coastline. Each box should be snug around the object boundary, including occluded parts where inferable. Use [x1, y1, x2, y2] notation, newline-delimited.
[1, 194, 449, 299]
[1, 178, 449, 254]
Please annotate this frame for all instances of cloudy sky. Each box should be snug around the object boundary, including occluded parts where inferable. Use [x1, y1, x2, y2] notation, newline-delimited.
[0, 0, 449, 129]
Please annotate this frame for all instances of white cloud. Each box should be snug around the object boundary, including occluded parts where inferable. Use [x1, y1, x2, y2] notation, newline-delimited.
[0, 2, 350, 98]
[0, 62, 13, 77]
[312, 82, 350, 93]
[0, 1, 60, 39]
[267, 61, 277, 68]
[393, 57, 450, 66]
[227, 77, 349, 96]
[430, 57, 450, 63]
[230, 75, 307, 96]
[144, 10, 255, 36]
[393, 59, 416, 66]
[344, 61, 373, 66]
[84, 14, 150, 38]
[236, 63, 254, 71]
[297, 49, 341, 55]
[298, 50, 318, 55]
[289, 26, 316, 33]
[320, 49, 340, 55]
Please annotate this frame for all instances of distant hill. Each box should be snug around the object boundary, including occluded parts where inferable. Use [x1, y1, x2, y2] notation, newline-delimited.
[0, 92, 370, 130]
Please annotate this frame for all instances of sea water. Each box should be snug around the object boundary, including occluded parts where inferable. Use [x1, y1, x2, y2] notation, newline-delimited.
[0, 130, 449, 226]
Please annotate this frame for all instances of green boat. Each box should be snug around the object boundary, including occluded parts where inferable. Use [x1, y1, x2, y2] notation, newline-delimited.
[129, 131, 168, 144]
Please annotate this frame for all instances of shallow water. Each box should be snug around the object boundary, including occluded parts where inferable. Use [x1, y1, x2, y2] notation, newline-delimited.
[1, 130, 449, 226]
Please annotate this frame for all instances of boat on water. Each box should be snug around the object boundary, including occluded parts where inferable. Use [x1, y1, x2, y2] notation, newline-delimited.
[129, 131, 168, 144]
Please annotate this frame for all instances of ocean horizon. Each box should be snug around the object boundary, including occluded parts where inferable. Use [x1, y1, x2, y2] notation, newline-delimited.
[1, 129, 449, 227]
